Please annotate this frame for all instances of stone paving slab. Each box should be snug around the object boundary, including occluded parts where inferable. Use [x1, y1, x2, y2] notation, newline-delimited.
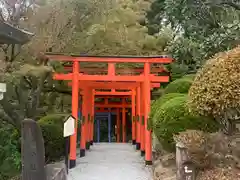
[68, 143, 152, 180]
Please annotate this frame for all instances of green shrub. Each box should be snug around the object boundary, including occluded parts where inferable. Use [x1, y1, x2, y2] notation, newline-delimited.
[38, 114, 66, 162]
[149, 93, 186, 130]
[152, 96, 219, 151]
[164, 78, 193, 94]
[166, 63, 189, 81]
[0, 125, 21, 180]
[182, 74, 195, 80]
[188, 46, 240, 134]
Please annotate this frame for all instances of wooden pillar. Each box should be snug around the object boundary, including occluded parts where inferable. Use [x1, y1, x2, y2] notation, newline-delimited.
[144, 62, 152, 165]
[140, 83, 145, 157]
[117, 108, 120, 142]
[85, 89, 91, 150]
[80, 89, 87, 157]
[97, 118, 100, 143]
[108, 63, 115, 76]
[131, 89, 136, 145]
[108, 111, 111, 143]
[69, 60, 79, 168]
[136, 86, 141, 150]
[122, 107, 126, 143]
[90, 89, 95, 145]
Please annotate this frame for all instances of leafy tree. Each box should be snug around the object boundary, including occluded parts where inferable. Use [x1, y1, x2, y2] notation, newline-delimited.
[146, 0, 240, 69]
[0, 122, 21, 180]
[0, 65, 52, 128]
[188, 46, 240, 134]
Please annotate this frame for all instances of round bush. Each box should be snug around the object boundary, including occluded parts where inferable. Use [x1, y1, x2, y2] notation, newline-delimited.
[149, 93, 186, 130]
[182, 74, 195, 80]
[152, 96, 219, 151]
[188, 46, 240, 126]
[38, 114, 66, 161]
[164, 78, 193, 94]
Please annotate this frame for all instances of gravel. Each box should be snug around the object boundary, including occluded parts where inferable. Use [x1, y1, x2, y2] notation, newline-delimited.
[68, 143, 152, 180]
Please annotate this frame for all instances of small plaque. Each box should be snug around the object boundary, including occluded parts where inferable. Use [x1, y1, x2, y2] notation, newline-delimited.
[63, 115, 75, 137]
[0, 83, 6, 92]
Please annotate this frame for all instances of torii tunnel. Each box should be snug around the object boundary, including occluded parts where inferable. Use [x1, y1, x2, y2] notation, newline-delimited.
[45, 54, 173, 168]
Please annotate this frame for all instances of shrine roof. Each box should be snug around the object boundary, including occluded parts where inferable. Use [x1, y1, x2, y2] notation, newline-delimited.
[45, 53, 173, 64]
[45, 52, 171, 59]
[0, 22, 33, 44]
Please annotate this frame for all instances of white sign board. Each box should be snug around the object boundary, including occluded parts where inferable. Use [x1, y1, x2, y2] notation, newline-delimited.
[0, 83, 6, 100]
[64, 115, 75, 137]
[0, 83, 6, 92]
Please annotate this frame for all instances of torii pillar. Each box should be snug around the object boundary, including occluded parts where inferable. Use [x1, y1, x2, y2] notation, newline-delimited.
[80, 88, 87, 157]
[136, 86, 141, 150]
[140, 82, 145, 157]
[144, 62, 152, 165]
[90, 89, 95, 145]
[69, 60, 79, 168]
[85, 88, 91, 150]
[131, 89, 136, 145]
[116, 108, 121, 142]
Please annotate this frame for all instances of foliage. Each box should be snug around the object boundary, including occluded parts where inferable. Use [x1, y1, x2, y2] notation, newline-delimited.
[0, 0, 167, 170]
[150, 93, 185, 120]
[146, 0, 240, 70]
[167, 63, 190, 81]
[0, 0, 45, 24]
[17, 0, 164, 59]
[182, 74, 196, 81]
[0, 123, 21, 180]
[174, 130, 209, 168]
[164, 78, 193, 94]
[188, 46, 240, 134]
[174, 130, 240, 176]
[0, 64, 52, 128]
[38, 114, 66, 162]
[197, 167, 240, 180]
[152, 95, 218, 151]
[149, 93, 186, 130]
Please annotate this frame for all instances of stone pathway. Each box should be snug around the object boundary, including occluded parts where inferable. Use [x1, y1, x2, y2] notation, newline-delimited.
[68, 143, 152, 180]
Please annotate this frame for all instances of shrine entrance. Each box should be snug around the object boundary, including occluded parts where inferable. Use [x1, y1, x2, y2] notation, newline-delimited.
[95, 111, 113, 143]
[45, 53, 172, 169]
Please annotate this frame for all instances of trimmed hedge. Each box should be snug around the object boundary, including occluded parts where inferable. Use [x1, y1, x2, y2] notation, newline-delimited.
[152, 95, 219, 151]
[38, 114, 66, 161]
[188, 46, 240, 124]
[149, 93, 186, 130]
[182, 74, 195, 80]
[164, 78, 193, 94]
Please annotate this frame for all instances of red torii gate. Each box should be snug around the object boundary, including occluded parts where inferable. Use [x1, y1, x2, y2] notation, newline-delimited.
[46, 54, 172, 168]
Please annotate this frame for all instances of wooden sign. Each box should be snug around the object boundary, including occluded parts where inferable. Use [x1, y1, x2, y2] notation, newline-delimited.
[0, 83, 6, 100]
[182, 161, 196, 180]
[63, 115, 75, 137]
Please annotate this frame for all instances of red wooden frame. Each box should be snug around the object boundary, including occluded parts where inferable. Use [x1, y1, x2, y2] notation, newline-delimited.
[46, 53, 172, 168]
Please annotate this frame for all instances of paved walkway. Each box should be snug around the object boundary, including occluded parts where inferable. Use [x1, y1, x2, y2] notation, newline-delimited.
[68, 143, 152, 180]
